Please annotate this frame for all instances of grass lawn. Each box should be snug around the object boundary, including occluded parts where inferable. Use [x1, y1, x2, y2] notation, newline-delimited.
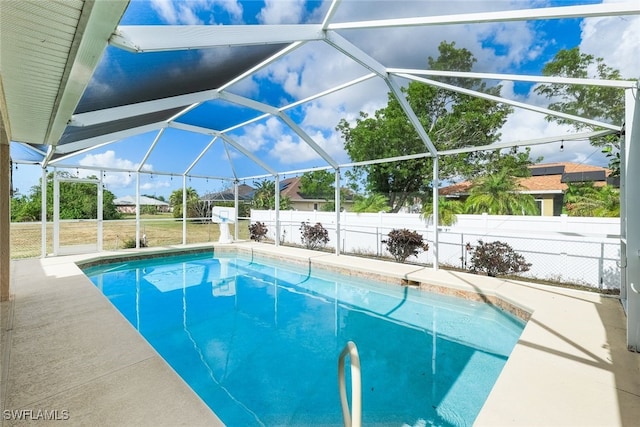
[10, 214, 250, 259]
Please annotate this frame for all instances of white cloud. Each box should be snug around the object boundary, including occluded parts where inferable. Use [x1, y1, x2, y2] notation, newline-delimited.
[269, 128, 346, 165]
[140, 181, 171, 191]
[149, 0, 180, 24]
[234, 117, 283, 152]
[258, 0, 306, 24]
[580, 2, 640, 78]
[499, 81, 609, 166]
[150, 0, 243, 25]
[78, 150, 152, 189]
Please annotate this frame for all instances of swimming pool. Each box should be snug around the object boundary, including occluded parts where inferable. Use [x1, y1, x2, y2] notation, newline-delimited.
[84, 251, 525, 426]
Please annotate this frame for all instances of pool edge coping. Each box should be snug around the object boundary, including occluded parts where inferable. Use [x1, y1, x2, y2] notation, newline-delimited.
[65, 241, 637, 426]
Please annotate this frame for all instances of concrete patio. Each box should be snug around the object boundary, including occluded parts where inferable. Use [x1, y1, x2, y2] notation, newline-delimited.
[2, 242, 639, 426]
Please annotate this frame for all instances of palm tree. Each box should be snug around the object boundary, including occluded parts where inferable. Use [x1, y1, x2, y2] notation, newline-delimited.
[464, 170, 539, 215]
[169, 187, 199, 218]
[565, 184, 619, 217]
[352, 193, 391, 213]
[251, 180, 291, 210]
[421, 196, 464, 226]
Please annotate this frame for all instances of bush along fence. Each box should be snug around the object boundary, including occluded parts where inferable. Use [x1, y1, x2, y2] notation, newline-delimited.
[250, 210, 620, 290]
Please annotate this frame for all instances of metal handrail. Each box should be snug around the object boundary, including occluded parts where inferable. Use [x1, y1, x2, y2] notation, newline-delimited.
[338, 341, 362, 427]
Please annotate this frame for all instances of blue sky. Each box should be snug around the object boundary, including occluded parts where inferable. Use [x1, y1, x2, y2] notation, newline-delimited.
[11, 0, 639, 199]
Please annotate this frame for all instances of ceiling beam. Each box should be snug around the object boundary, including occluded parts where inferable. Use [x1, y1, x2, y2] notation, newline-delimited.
[324, 31, 387, 77]
[218, 134, 277, 176]
[70, 91, 220, 127]
[321, 0, 343, 30]
[324, 32, 438, 156]
[54, 122, 168, 154]
[327, 2, 640, 30]
[396, 73, 621, 131]
[219, 92, 339, 168]
[110, 24, 325, 53]
[137, 129, 165, 173]
[438, 129, 617, 156]
[184, 136, 218, 175]
[388, 68, 638, 89]
[168, 121, 276, 175]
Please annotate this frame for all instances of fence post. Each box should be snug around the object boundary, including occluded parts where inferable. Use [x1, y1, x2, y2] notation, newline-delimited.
[599, 242, 605, 290]
[460, 233, 464, 269]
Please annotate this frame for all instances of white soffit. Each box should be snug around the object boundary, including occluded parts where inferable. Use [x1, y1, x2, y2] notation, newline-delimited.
[0, 0, 128, 145]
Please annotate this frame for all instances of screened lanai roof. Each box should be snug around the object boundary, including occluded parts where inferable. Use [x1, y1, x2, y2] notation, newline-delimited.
[2, 0, 639, 182]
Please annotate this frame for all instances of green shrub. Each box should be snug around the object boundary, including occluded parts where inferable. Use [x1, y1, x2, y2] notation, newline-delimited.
[122, 236, 148, 249]
[300, 222, 329, 250]
[467, 240, 531, 277]
[382, 229, 429, 263]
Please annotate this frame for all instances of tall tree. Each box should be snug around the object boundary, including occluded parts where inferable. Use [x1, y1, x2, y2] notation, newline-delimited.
[11, 172, 120, 221]
[338, 41, 513, 212]
[535, 47, 628, 175]
[464, 170, 539, 215]
[483, 147, 540, 179]
[299, 170, 335, 200]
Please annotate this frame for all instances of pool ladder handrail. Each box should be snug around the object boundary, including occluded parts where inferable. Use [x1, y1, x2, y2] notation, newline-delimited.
[338, 341, 362, 427]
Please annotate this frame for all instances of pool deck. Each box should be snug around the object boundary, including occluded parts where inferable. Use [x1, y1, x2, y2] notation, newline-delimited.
[2, 241, 640, 426]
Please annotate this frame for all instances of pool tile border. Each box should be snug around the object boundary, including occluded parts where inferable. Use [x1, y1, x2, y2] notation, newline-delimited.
[77, 244, 531, 323]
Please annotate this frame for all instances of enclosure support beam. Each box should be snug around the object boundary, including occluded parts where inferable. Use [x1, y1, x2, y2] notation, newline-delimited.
[0, 128, 10, 301]
[182, 175, 187, 245]
[41, 167, 47, 258]
[625, 85, 640, 352]
[98, 171, 103, 252]
[335, 168, 341, 256]
[135, 173, 140, 249]
[234, 181, 239, 241]
[620, 127, 627, 306]
[432, 156, 439, 271]
[53, 169, 59, 256]
[275, 175, 281, 247]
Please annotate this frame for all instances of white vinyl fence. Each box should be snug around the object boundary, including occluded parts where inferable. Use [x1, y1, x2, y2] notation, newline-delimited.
[251, 210, 621, 290]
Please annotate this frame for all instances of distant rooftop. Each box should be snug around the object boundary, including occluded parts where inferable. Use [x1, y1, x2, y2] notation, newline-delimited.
[441, 162, 613, 196]
[114, 195, 169, 206]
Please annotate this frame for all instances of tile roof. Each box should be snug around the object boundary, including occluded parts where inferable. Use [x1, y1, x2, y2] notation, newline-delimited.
[280, 176, 329, 201]
[440, 162, 611, 196]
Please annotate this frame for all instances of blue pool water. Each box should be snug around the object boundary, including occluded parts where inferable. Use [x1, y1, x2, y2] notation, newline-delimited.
[84, 252, 524, 426]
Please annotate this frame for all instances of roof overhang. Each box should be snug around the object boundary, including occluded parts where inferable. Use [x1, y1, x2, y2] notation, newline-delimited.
[0, 0, 129, 145]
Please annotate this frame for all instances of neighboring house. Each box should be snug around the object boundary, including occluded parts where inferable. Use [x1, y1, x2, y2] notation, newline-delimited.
[279, 176, 354, 211]
[113, 195, 170, 214]
[203, 179, 353, 212]
[200, 184, 255, 217]
[440, 162, 615, 216]
[201, 184, 255, 203]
